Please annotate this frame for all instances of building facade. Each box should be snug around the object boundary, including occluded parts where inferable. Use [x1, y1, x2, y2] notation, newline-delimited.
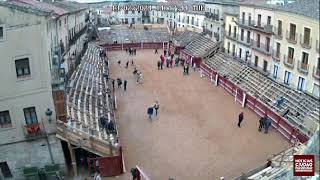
[0, 0, 90, 178]
[272, 1, 320, 98]
[203, 0, 239, 43]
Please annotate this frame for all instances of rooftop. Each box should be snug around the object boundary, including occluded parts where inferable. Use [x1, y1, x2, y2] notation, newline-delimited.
[173, 31, 201, 47]
[183, 35, 219, 57]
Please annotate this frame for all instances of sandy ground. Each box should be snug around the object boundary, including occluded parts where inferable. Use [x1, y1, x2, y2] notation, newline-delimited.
[105, 49, 290, 180]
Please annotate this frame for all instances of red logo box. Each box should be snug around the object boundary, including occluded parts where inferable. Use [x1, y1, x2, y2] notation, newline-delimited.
[294, 155, 315, 176]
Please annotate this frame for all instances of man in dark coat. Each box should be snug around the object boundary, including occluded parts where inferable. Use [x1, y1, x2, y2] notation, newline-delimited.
[124, 80, 127, 91]
[238, 112, 244, 127]
[147, 107, 154, 120]
[264, 118, 272, 134]
[117, 78, 122, 88]
[164, 49, 167, 56]
[155, 48, 158, 54]
[126, 61, 129, 69]
[258, 116, 266, 132]
[157, 61, 161, 70]
[160, 60, 163, 70]
[186, 64, 189, 75]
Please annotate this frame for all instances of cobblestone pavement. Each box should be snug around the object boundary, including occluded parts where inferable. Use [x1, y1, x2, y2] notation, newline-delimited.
[105, 49, 290, 180]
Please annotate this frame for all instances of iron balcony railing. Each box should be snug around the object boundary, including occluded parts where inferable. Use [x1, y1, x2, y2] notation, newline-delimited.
[274, 27, 283, 39]
[226, 31, 238, 41]
[237, 18, 255, 27]
[205, 12, 219, 21]
[283, 54, 295, 68]
[286, 30, 298, 44]
[297, 61, 309, 74]
[23, 122, 46, 141]
[300, 34, 312, 49]
[68, 24, 88, 48]
[313, 65, 320, 80]
[252, 40, 272, 55]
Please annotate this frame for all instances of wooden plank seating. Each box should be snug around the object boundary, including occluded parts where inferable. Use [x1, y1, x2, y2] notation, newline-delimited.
[203, 52, 320, 138]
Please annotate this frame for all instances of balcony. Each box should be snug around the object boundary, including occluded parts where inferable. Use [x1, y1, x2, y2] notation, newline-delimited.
[23, 122, 46, 140]
[297, 61, 309, 74]
[283, 55, 295, 68]
[237, 37, 252, 47]
[313, 65, 320, 80]
[251, 24, 273, 34]
[68, 24, 88, 49]
[272, 50, 281, 62]
[316, 40, 319, 53]
[274, 27, 283, 39]
[300, 34, 312, 49]
[252, 40, 272, 55]
[226, 31, 238, 41]
[236, 18, 255, 28]
[286, 30, 297, 44]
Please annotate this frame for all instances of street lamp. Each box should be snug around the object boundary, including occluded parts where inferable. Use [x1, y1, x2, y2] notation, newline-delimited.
[46, 108, 53, 123]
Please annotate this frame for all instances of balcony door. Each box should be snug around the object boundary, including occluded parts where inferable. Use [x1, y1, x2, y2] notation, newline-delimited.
[242, 12, 245, 24]
[267, 16, 271, 25]
[247, 31, 251, 43]
[288, 47, 294, 59]
[266, 37, 270, 52]
[277, 20, 282, 36]
[302, 52, 309, 64]
[289, 23, 296, 40]
[273, 65, 279, 78]
[276, 42, 281, 58]
[303, 27, 311, 45]
[284, 71, 291, 85]
[24, 107, 38, 125]
[263, 60, 268, 72]
[257, 34, 261, 48]
[248, 15, 252, 25]
[297, 77, 305, 91]
[257, 14, 261, 26]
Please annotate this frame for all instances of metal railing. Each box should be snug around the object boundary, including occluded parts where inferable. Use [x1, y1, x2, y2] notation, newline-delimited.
[274, 27, 283, 39]
[313, 65, 320, 79]
[226, 31, 238, 41]
[283, 55, 295, 68]
[205, 12, 219, 21]
[300, 34, 312, 49]
[237, 18, 255, 27]
[286, 30, 297, 44]
[68, 24, 88, 48]
[297, 61, 309, 74]
[23, 122, 46, 140]
[252, 40, 272, 55]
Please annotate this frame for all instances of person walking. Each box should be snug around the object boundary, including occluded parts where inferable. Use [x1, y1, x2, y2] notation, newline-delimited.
[258, 116, 266, 132]
[193, 62, 196, 71]
[154, 101, 160, 115]
[131, 168, 137, 180]
[186, 64, 189, 75]
[126, 61, 129, 69]
[164, 49, 167, 56]
[264, 118, 272, 134]
[124, 80, 127, 91]
[112, 79, 115, 90]
[160, 60, 163, 70]
[147, 107, 154, 121]
[155, 48, 158, 54]
[117, 60, 121, 65]
[157, 60, 161, 70]
[117, 78, 122, 88]
[131, 59, 134, 66]
[134, 48, 136, 55]
[94, 169, 102, 180]
[238, 112, 244, 127]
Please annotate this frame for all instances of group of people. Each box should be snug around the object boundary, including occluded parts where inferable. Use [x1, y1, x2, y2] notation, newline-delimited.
[133, 67, 144, 84]
[126, 47, 137, 55]
[111, 78, 128, 91]
[237, 112, 273, 134]
[147, 101, 160, 121]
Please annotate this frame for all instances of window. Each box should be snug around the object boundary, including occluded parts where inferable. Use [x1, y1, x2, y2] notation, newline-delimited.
[248, 15, 252, 25]
[241, 29, 244, 41]
[276, 42, 281, 57]
[297, 77, 305, 91]
[254, 56, 258, 67]
[289, 23, 296, 39]
[277, 20, 282, 36]
[227, 42, 230, 53]
[24, 107, 38, 125]
[239, 48, 242, 59]
[0, 162, 12, 178]
[266, 37, 270, 52]
[125, 10, 128, 14]
[187, 16, 189, 24]
[301, 52, 309, 64]
[178, 15, 181, 22]
[257, 34, 261, 47]
[64, 18, 67, 25]
[132, 10, 135, 14]
[242, 12, 245, 23]
[267, 16, 271, 25]
[257, 14, 261, 26]
[288, 47, 294, 59]
[232, 44, 236, 56]
[233, 26, 237, 38]
[228, 25, 231, 36]
[312, 84, 320, 98]
[303, 27, 311, 45]
[0, 111, 11, 128]
[263, 60, 268, 72]
[138, 11, 140, 14]
[59, 20, 61, 27]
[0, 26, 3, 39]
[273, 65, 279, 78]
[191, 17, 194, 25]
[132, 18, 135, 24]
[284, 71, 291, 85]
[15, 58, 30, 77]
[247, 31, 251, 43]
